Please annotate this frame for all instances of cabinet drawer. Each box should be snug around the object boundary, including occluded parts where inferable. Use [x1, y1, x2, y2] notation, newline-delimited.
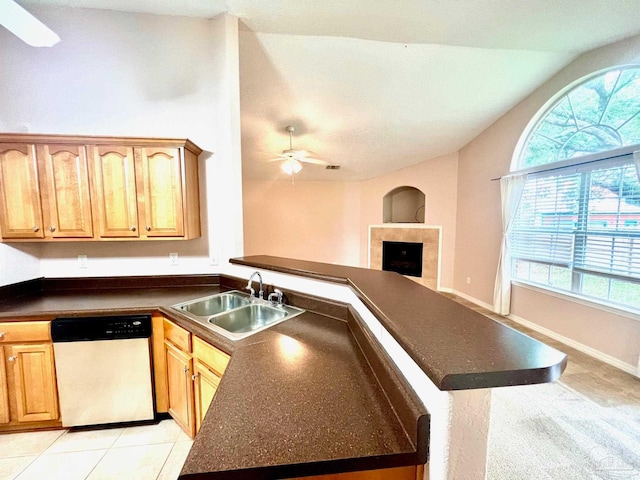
[163, 319, 191, 352]
[193, 336, 230, 376]
[0, 321, 50, 343]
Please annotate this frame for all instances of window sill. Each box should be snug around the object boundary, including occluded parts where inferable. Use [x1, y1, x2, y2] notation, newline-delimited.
[511, 280, 640, 322]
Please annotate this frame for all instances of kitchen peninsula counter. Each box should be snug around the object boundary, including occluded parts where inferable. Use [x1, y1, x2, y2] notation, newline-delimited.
[230, 255, 568, 390]
[0, 274, 429, 479]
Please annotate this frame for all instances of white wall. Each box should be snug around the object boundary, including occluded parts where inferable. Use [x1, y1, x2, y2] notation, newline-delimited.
[454, 33, 640, 373]
[243, 179, 361, 266]
[0, 243, 41, 286]
[0, 7, 243, 284]
[242, 151, 458, 287]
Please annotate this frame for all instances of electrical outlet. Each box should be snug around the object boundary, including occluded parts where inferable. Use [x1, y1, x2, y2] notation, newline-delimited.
[466, 276, 471, 285]
[210, 252, 218, 266]
[78, 255, 88, 269]
[169, 252, 179, 266]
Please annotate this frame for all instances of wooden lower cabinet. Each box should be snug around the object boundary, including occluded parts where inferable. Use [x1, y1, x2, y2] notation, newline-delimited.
[291, 465, 424, 480]
[164, 340, 195, 438]
[161, 318, 229, 439]
[0, 349, 9, 424]
[0, 340, 60, 429]
[7, 343, 59, 422]
[0, 321, 60, 430]
[191, 336, 228, 432]
[193, 359, 220, 433]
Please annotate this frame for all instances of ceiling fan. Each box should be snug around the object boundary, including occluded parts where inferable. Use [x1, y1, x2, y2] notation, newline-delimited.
[269, 126, 326, 178]
[0, 0, 60, 47]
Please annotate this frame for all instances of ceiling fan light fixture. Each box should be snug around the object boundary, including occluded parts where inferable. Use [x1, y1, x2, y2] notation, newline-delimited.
[0, 0, 60, 47]
[281, 158, 302, 175]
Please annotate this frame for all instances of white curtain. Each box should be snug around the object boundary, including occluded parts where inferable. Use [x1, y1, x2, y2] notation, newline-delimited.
[493, 174, 527, 315]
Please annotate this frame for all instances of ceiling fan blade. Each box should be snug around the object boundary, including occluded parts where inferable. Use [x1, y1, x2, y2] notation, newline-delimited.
[267, 157, 287, 162]
[298, 157, 327, 165]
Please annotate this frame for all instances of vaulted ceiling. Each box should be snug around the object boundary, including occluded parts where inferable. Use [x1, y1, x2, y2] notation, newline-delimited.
[19, 0, 640, 180]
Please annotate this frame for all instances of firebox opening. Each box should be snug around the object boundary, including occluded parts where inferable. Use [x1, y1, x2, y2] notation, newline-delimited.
[382, 241, 423, 277]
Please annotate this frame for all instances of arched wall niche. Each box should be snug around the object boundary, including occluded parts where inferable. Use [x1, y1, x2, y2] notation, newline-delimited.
[383, 186, 425, 223]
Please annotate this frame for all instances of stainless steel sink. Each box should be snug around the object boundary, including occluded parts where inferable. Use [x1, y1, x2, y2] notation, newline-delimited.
[210, 304, 289, 334]
[171, 291, 304, 340]
[173, 292, 251, 317]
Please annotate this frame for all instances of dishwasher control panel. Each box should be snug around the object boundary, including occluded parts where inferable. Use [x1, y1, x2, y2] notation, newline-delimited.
[51, 314, 152, 342]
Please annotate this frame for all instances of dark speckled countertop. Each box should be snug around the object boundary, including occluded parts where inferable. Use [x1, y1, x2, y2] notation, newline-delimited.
[230, 255, 568, 391]
[0, 274, 429, 479]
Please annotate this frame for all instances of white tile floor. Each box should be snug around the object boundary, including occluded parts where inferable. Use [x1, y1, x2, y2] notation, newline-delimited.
[0, 419, 193, 480]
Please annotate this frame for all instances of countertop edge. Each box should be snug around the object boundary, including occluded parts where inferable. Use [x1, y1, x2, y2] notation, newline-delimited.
[347, 306, 430, 460]
[230, 255, 568, 391]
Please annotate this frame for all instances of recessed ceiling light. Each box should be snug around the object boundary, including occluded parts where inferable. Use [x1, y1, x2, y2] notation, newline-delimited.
[0, 0, 60, 47]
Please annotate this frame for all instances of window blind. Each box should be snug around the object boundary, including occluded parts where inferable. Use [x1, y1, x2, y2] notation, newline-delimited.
[511, 153, 640, 282]
[511, 173, 580, 267]
[573, 162, 640, 280]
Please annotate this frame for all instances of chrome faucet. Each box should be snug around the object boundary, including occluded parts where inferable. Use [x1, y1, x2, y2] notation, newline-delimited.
[246, 271, 264, 299]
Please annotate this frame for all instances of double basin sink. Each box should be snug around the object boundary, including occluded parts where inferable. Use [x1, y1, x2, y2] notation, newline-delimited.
[171, 291, 305, 341]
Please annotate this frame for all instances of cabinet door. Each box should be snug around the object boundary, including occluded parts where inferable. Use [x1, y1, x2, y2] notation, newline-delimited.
[137, 147, 184, 237]
[0, 143, 44, 239]
[193, 360, 220, 433]
[165, 340, 194, 437]
[0, 347, 9, 424]
[291, 465, 423, 480]
[38, 144, 93, 238]
[6, 343, 59, 423]
[90, 145, 139, 238]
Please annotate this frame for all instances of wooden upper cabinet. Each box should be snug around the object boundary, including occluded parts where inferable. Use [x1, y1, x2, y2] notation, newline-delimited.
[89, 145, 139, 238]
[0, 143, 44, 239]
[38, 144, 93, 238]
[136, 144, 201, 239]
[137, 147, 184, 237]
[0, 134, 201, 242]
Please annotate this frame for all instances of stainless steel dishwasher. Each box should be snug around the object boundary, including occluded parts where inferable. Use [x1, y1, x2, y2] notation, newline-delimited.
[51, 314, 155, 427]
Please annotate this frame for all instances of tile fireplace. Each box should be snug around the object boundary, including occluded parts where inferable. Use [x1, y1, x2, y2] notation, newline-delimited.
[369, 224, 441, 289]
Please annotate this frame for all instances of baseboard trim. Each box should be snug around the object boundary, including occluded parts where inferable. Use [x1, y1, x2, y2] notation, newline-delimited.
[448, 289, 495, 312]
[448, 289, 639, 378]
[507, 313, 639, 378]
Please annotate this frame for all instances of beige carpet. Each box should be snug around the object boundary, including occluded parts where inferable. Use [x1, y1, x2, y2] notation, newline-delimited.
[444, 294, 640, 480]
[488, 380, 640, 479]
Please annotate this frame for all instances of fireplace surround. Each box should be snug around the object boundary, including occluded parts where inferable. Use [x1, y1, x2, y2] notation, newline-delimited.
[369, 224, 441, 289]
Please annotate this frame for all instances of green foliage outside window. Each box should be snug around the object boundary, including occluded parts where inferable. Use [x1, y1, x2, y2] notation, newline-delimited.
[520, 67, 640, 168]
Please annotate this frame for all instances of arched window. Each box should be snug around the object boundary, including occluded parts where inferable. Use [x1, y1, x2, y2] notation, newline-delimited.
[518, 66, 640, 169]
[508, 66, 640, 312]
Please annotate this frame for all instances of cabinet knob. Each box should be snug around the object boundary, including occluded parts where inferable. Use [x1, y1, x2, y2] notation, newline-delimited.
[130, 226, 137, 232]
[8, 355, 17, 362]
[0, 332, 5, 339]
[49, 226, 56, 232]
[191, 373, 200, 381]
[145, 225, 151, 232]
[33, 226, 39, 232]
[183, 366, 189, 374]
